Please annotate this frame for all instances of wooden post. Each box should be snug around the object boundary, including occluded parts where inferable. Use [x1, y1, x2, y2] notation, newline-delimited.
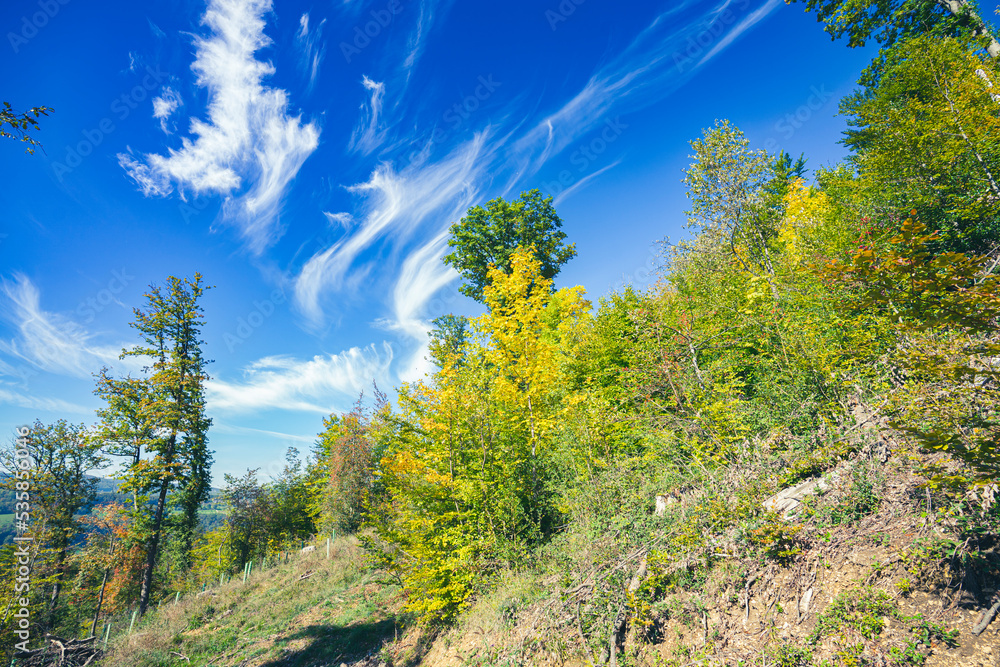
[128, 609, 138, 634]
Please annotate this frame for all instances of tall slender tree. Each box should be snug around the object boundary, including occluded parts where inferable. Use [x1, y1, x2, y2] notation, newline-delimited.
[98, 274, 213, 616]
[683, 120, 779, 283]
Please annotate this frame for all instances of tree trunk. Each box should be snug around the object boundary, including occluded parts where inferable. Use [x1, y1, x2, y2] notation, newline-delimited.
[89, 567, 111, 638]
[89, 540, 115, 638]
[138, 479, 170, 616]
[937, 0, 1000, 57]
[47, 546, 67, 627]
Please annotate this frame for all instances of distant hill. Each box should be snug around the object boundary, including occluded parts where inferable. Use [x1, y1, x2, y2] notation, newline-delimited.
[0, 475, 225, 545]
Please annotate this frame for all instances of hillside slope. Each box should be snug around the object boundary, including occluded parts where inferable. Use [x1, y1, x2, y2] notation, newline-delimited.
[101, 410, 1000, 667]
[101, 536, 408, 667]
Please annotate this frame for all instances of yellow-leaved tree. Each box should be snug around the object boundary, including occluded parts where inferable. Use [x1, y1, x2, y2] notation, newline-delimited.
[370, 247, 589, 622]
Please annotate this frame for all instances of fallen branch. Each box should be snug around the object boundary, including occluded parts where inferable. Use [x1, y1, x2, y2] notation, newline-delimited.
[972, 597, 1000, 636]
[14, 636, 103, 667]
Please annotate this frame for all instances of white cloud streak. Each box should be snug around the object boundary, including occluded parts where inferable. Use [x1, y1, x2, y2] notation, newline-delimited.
[348, 75, 387, 155]
[296, 13, 326, 93]
[0, 273, 121, 379]
[294, 132, 486, 325]
[0, 387, 92, 415]
[118, 0, 320, 255]
[512, 0, 779, 178]
[402, 0, 455, 78]
[552, 160, 622, 206]
[206, 344, 393, 414]
[698, 0, 783, 66]
[152, 86, 183, 133]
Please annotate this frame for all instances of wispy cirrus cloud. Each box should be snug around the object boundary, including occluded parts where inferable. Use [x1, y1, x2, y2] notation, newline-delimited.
[211, 422, 316, 444]
[348, 75, 387, 155]
[402, 0, 456, 78]
[512, 0, 779, 176]
[152, 86, 183, 133]
[387, 228, 459, 382]
[0, 387, 92, 415]
[294, 131, 487, 325]
[206, 345, 393, 414]
[118, 0, 320, 255]
[296, 13, 327, 93]
[0, 273, 121, 379]
[293, 0, 783, 383]
[698, 0, 782, 67]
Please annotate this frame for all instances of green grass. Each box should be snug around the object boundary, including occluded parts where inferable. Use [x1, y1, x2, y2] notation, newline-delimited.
[102, 535, 406, 667]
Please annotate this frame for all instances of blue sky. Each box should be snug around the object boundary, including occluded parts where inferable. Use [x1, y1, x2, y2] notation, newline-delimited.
[1, 0, 876, 482]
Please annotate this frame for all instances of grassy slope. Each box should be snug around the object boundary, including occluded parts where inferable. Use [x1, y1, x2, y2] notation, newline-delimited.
[103, 536, 408, 667]
[104, 422, 1000, 667]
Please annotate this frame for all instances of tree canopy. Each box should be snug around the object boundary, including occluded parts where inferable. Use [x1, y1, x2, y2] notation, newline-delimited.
[443, 189, 577, 302]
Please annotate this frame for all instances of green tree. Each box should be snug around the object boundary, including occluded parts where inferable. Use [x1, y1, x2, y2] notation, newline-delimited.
[270, 448, 315, 542]
[311, 392, 385, 533]
[821, 216, 1000, 479]
[428, 314, 470, 369]
[371, 248, 589, 621]
[683, 120, 779, 283]
[94, 376, 159, 509]
[220, 469, 272, 569]
[841, 35, 1000, 253]
[0, 101, 52, 154]
[0, 420, 106, 626]
[789, 0, 1000, 57]
[97, 275, 213, 616]
[444, 189, 577, 302]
